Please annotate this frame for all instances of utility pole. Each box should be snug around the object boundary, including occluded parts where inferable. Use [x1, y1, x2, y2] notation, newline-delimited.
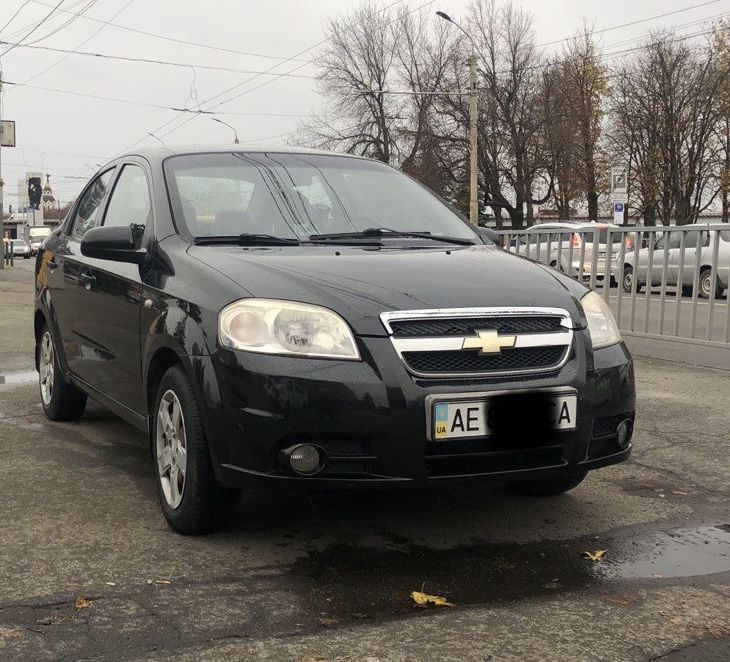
[468, 54, 478, 225]
[0, 71, 4, 270]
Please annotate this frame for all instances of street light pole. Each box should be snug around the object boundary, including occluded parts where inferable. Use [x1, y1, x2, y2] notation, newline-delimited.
[437, 11, 478, 225]
[468, 54, 478, 225]
[212, 117, 240, 144]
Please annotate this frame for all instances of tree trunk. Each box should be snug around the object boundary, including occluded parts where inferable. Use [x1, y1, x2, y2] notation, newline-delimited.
[586, 180, 598, 220]
[644, 205, 657, 227]
[510, 200, 525, 230]
[674, 196, 692, 226]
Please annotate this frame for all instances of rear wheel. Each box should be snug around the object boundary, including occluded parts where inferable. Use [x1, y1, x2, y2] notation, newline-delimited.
[699, 268, 722, 299]
[153, 365, 240, 534]
[622, 265, 641, 293]
[510, 471, 587, 497]
[38, 327, 87, 421]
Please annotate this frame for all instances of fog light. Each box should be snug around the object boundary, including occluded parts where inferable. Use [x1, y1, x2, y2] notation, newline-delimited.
[616, 420, 632, 448]
[288, 444, 322, 475]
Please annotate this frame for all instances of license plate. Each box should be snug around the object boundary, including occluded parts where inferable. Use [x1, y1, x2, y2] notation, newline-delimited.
[432, 392, 577, 441]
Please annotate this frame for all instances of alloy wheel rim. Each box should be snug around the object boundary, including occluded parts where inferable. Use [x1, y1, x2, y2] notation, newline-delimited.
[39, 331, 54, 405]
[702, 275, 711, 296]
[156, 389, 188, 509]
[624, 272, 632, 290]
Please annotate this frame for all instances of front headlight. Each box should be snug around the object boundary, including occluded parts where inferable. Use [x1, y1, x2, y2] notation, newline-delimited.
[581, 291, 621, 349]
[218, 299, 360, 360]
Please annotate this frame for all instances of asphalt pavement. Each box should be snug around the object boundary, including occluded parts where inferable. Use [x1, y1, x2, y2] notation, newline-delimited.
[1, 259, 729, 661]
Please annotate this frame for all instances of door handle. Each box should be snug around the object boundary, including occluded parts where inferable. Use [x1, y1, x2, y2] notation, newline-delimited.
[79, 272, 96, 287]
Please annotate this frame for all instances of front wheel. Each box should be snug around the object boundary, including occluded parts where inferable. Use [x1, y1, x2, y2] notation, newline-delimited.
[510, 471, 587, 497]
[153, 365, 240, 534]
[38, 327, 87, 421]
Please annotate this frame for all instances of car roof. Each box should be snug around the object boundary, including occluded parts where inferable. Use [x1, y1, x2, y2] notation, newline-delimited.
[106, 143, 371, 167]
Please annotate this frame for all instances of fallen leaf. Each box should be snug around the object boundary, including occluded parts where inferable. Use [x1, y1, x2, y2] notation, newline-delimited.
[154, 579, 171, 585]
[603, 594, 633, 605]
[582, 549, 607, 562]
[410, 590, 454, 607]
[74, 596, 93, 610]
[318, 616, 338, 626]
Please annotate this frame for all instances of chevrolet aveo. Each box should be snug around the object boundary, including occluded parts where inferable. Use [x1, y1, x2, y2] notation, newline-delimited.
[34, 146, 635, 534]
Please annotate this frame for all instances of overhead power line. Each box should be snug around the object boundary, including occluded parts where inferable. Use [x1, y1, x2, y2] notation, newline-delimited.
[28, 0, 316, 64]
[0, 39, 319, 79]
[533, 0, 727, 49]
[137, 0, 429, 149]
[0, 1, 33, 37]
[23, 0, 135, 84]
[0, 0, 65, 58]
[2, 78, 323, 118]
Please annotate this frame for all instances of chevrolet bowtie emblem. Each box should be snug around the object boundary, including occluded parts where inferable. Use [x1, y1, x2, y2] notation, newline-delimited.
[462, 329, 517, 354]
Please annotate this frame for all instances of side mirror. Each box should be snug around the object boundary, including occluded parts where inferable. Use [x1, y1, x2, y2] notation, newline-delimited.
[476, 227, 500, 246]
[81, 225, 147, 265]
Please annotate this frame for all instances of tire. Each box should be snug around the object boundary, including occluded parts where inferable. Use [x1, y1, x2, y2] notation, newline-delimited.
[152, 365, 240, 534]
[622, 265, 641, 293]
[699, 268, 722, 299]
[510, 471, 588, 497]
[38, 326, 87, 421]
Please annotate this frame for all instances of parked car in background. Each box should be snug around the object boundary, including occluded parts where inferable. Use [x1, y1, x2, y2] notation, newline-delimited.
[508, 222, 623, 283]
[3, 238, 32, 259]
[619, 227, 730, 298]
[34, 145, 635, 534]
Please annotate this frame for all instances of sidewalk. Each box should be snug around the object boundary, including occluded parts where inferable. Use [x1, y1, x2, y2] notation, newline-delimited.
[0, 260, 36, 373]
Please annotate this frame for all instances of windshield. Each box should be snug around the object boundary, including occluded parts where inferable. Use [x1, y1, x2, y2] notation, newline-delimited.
[164, 152, 477, 242]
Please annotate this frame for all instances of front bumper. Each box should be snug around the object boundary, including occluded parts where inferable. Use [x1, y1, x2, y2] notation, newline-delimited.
[193, 333, 635, 489]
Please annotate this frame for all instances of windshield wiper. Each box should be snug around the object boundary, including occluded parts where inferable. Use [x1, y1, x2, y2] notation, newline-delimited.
[193, 233, 300, 246]
[309, 228, 476, 246]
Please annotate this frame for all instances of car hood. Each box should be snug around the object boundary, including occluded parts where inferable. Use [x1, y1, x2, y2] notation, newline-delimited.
[188, 243, 588, 336]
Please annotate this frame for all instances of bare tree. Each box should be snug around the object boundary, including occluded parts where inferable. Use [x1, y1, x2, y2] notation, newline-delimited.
[298, 1, 399, 162]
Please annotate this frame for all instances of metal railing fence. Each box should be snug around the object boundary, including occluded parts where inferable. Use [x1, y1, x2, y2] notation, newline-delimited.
[498, 225, 730, 347]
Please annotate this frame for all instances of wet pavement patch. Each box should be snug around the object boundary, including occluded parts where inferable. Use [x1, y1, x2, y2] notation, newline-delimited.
[289, 524, 730, 621]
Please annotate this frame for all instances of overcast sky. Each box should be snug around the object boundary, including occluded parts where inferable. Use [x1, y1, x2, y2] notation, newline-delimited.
[0, 0, 725, 208]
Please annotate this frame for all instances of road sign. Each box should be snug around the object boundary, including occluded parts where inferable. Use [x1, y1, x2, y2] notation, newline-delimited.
[611, 192, 628, 203]
[611, 167, 627, 194]
[0, 120, 16, 147]
[613, 202, 624, 225]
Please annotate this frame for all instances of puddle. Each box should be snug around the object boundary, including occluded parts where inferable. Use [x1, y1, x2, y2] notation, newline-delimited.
[0, 370, 36, 385]
[602, 524, 730, 579]
[289, 524, 730, 619]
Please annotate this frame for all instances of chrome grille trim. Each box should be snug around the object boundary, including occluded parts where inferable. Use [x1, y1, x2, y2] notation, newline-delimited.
[380, 307, 575, 379]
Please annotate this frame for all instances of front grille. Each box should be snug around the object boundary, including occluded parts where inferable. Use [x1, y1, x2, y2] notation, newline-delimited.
[403, 346, 566, 374]
[382, 307, 574, 378]
[390, 316, 564, 338]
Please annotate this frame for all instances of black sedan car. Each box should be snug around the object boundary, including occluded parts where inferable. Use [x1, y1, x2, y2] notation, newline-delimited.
[35, 146, 635, 534]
